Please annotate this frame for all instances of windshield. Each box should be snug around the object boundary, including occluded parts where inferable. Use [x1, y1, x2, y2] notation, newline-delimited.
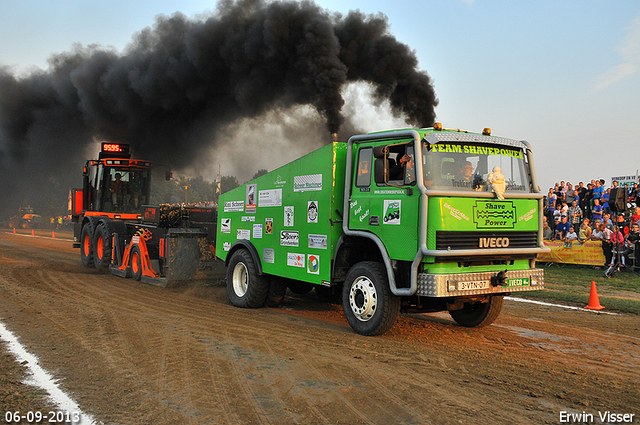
[422, 142, 531, 193]
[98, 166, 151, 212]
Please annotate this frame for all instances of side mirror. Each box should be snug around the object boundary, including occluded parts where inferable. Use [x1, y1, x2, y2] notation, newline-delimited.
[165, 171, 173, 181]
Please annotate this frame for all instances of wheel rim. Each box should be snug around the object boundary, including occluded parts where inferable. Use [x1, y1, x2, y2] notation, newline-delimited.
[349, 276, 377, 322]
[83, 233, 91, 257]
[131, 251, 140, 274]
[96, 235, 104, 260]
[232, 262, 248, 297]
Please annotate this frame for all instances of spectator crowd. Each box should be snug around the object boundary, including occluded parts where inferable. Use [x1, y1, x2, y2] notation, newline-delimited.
[543, 179, 640, 268]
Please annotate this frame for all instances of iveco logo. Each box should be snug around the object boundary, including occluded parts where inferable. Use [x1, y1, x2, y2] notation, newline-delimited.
[479, 237, 510, 248]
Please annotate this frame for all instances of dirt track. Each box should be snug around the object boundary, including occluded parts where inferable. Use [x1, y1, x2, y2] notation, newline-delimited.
[0, 231, 638, 424]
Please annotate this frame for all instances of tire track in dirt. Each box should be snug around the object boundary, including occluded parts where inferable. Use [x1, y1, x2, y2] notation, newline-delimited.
[19, 266, 422, 423]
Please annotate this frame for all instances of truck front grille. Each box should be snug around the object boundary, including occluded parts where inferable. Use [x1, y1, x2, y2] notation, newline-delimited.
[435, 231, 538, 251]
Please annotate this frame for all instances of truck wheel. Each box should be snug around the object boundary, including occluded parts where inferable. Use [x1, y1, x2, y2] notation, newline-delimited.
[80, 223, 95, 268]
[342, 262, 400, 336]
[227, 249, 268, 308]
[93, 224, 112, 269]
[130, 245, 143, 281]
[449, 295, 504, 328]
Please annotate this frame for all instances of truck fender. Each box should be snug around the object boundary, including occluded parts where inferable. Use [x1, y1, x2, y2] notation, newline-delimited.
[95, 217, 128, 237]
[80, 216, 99, 236]
[225, 240, 264, 276]
[332, 235, 386, 283]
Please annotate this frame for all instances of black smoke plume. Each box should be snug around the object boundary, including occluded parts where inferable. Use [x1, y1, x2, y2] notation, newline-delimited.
[0, 0, 438, 218]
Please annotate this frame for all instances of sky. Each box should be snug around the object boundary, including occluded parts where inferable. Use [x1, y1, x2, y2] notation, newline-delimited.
[1, 0, 639, 191]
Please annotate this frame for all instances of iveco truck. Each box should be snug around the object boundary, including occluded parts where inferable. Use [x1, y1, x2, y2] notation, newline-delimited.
[216, 124, 548, 335]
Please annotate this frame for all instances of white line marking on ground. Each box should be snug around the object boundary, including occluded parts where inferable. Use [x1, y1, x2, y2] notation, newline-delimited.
[0, 321, 98, 424]
[506, 297, 618, 315]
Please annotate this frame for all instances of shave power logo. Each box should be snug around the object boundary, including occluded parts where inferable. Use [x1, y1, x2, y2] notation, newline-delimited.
[473, 200, 516, 229]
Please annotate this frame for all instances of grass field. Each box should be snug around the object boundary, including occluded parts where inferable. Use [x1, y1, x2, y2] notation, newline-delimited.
[513, 263, 640, 314]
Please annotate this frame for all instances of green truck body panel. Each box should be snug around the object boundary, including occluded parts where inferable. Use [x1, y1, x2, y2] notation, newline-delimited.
[217, 142, 347, 284]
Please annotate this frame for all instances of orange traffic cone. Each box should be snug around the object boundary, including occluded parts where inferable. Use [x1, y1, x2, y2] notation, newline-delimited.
[52, 231, 56, 238]
[31, 229, 35, 236]
[585, 281, 605, 310]
[13, 227, 16, 233]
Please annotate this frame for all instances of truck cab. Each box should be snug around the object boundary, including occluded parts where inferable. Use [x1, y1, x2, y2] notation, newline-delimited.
[341, 127, 546, 333]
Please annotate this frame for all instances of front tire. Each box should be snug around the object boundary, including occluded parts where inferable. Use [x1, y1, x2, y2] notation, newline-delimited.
[80, 223, 95, 268]
[342, 262, 400, 336]
[227, 249, 269, 308]
[93, 223, 112, 269]
[449, 295, 504, 328]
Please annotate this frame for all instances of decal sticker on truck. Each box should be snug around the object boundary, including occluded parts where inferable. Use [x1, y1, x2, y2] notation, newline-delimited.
[307, 254, 319, 274]
[253, 224, 263, 239]
[259, 189, 282, 207]
[265, 218, 273, 234]
[246, 184, 257, 213]
[383, 200, 401, 224]
[280, 231, 299, 247]
[224, 201, 244, 212]
[307, 201, 318, 223]
[220, 218, 231, 233]
[263, 248, 274, 263]
[308, 234, 328, 249]
[473, 200, 516, 229]
[294, 174, 322, 192]
[284, 206, 294, 226]
[287, 253, 305, 268]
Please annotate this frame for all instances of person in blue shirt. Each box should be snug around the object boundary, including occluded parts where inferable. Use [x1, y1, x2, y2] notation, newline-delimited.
[554, 215, 572, 240]
[592, 179, 605, 208]
[592, 199, 604, 222]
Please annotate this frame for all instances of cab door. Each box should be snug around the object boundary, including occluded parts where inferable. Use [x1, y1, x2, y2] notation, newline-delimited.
[348, 144, 374, 231]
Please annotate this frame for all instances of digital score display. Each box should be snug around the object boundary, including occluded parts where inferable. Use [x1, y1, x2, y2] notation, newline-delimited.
[101, 143, 130, 154]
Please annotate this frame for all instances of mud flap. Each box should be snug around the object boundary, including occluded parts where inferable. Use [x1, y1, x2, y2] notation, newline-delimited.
[108, 233, 131, 278]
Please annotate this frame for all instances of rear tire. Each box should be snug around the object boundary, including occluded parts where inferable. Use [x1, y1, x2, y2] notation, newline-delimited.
[93, 223, 112, 269]
[80, 223, 95, 268]
[449, 295, 504, 328]
[130, 245, 142, 281]
[227, 249, 268, 308]
[265, 276, 288, 307]
[342, 262, 400, 336]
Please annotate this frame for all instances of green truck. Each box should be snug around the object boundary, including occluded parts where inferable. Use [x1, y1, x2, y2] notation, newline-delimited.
[216, 125, 548, 335]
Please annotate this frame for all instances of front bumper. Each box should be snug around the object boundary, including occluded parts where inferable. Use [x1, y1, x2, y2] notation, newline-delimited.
[416, 268, 544, 297]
